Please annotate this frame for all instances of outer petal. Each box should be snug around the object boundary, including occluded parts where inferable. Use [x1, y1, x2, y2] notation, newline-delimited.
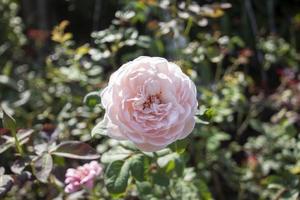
[135, 142, 166, 152]
[178, 116, 196, 140]
[107, 123, 127, 140]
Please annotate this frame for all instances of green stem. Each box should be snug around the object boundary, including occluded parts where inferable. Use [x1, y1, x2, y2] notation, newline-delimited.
[183, 17, 193, 36]
[12, 129, 23, 156]
[214, 61, 222, 82]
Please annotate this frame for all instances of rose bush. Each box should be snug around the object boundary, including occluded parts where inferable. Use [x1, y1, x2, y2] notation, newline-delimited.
[1, 0, 300, 199]
[97, 56, 198, 151]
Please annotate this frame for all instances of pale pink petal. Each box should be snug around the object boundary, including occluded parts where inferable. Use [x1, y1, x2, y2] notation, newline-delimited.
[135, 143, 166, 152]
[178, 116, 196, 140]
[98, 56, 197, 152]
[64, 161, 103, 193]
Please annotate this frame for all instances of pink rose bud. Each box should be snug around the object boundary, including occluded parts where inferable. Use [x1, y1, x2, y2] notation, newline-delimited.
[98, 56, 198, 151]
[64, 161, 103, 193]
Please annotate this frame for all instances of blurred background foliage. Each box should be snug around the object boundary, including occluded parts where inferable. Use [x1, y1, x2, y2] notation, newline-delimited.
[0, 0, 300, 199]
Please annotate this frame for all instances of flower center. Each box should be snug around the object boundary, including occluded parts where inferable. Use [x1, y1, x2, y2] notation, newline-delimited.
[143, 94, 161, 110]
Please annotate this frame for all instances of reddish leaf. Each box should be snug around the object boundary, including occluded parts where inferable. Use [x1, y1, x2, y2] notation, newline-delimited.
[51, 141, 100, 160]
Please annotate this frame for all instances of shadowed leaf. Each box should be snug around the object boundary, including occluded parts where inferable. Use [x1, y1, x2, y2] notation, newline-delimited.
[105, 160, 130, 194]
[2, 109, 16, 133]
[11, 157, 30, 174]
[129, 154, 145, 181]
[153, 171, 169, 187]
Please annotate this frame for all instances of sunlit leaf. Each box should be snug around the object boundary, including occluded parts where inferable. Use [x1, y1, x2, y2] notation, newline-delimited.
[0, 173, 13, 198]
[101, 147, 131, 164]
[120, 141, 138, 151]
[33, 153, 53, 183]
[91, 118, 107, 137]
[199, 179, 213, 200]
[0, 75, 18, 90]
[76, 45, 90, 56]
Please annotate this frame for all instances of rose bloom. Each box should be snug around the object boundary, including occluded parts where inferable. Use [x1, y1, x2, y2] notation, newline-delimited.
[64, 161, 102, 193]
[99, 56, 198, 151]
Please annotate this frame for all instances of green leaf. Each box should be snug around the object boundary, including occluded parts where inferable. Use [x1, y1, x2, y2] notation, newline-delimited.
[2, 109, 16, 134]
[281, 190, 299, 200]
[207, 131, 230, 151]
[198, 179, 213, 200]
[91, 119, 107, 137]
[169, 139, 188, 154]
[155, 149, 172, 157]
[136, 181, 152, 195]
[13, 90, 31, 107]
[33, 153, 53, 183]
[120, 141, 138, 151]
[0, 138, 14, 154]
[129, 154, 145, 181]
[17, 129, 34, 141]
[152, 172, 169, 187]
[0, 174, 13, 198]
[0, 129, 34, 154]
[157, 153, 177, 168]
[203, 108, 215, 120]
[157, 153, 184, 176]
[105, 160, 130, 194]
[249, 119, 264, 133]
[11, 157, 30, 174]
[206, 47, 223, 63]
[101, 147, 131, 164]
[174, 157, 184, 177]
[165, 160, 176, 173]
[83, 91, 101, 108]
[195, 116, 210, 125]
[1, 109, 24, 155]
[195, 108, 214, 124]
[0, 75, 18, 90]
[51, 141, 100, 160]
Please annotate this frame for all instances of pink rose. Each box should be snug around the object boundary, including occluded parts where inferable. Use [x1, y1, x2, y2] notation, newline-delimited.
[99, 56, 197, 151]
[64, 161, 103, 193]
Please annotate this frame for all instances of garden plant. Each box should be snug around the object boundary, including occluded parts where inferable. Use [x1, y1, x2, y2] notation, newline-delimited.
[0, 0, 300, 199]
